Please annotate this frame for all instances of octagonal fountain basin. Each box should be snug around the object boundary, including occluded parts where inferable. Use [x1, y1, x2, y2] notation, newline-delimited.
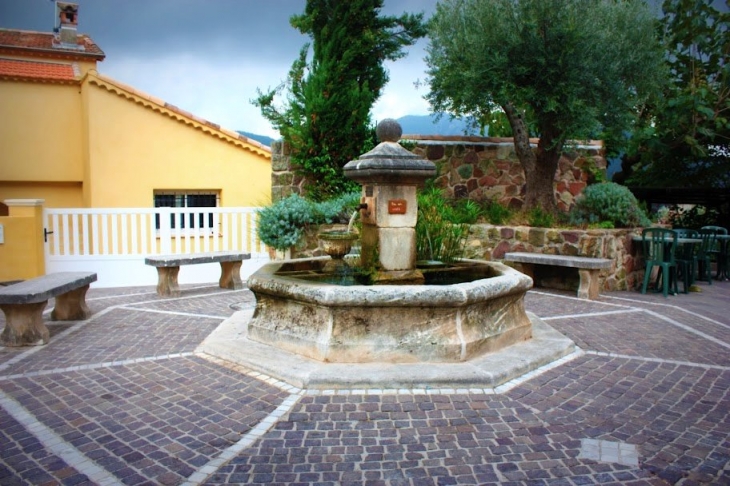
[246, 257, 536, 364]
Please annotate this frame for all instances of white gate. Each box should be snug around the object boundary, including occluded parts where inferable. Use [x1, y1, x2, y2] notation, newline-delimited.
[43, 207, 270, 288]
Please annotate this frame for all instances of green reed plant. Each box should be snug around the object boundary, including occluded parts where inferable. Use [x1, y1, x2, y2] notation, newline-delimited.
[483, 201, 513, 225]
[416, 187, 472, 263]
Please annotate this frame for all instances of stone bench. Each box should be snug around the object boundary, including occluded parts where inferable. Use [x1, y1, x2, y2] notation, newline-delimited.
[145, 251, 251, 297]
[0, 272, 97, 346]
[504, 252, 613, 300]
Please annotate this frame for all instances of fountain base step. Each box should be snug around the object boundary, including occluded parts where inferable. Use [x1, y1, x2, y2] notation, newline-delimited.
[197, 311, 576, 390]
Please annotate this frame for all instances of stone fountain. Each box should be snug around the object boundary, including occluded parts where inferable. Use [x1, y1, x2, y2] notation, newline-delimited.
[198, 120, 574, 389]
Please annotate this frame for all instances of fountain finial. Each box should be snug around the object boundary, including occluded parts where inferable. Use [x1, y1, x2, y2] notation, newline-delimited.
[376, 118, 402, 143]
[343, 118, 435, 186]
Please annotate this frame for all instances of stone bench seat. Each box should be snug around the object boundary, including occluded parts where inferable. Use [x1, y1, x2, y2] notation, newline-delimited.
[145, 251, 251, 297]
[504, 252, 613, 300]
[0, 272, 97, 346]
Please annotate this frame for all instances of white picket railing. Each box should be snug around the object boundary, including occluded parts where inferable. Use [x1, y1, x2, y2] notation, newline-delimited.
[43, 207, 270, 288]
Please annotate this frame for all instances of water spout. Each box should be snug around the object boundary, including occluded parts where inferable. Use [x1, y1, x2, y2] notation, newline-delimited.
[347, 210, 360, 234]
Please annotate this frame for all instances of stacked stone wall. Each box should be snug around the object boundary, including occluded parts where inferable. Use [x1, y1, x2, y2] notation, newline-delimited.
[270, 136, 606, 212]
[406, 136, 605, 212]
[463, 224, 641, 291]
[270, 141, 307, 202]
[292, 223, 643, 292]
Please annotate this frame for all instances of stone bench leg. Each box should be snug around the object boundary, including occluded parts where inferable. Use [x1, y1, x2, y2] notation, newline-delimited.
[0, 302, 49, 346]
[513, 263, 534, 280]
[219, 261, 243, 290]
[51, 285, 92, 321]
[578, 269, 601, 300]
[155, 266, 180, 297]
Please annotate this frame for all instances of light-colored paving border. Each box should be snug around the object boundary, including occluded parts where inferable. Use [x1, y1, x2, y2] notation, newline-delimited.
[585, 350, 730, 371]
[0, 389, 124, 486]
[0, 352, 195, 382]
[181, 392, 303, 486]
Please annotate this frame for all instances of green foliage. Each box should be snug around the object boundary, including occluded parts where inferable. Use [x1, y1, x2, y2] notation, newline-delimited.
[666, 205, 721, 229]
[257, 192, 360, 250]
[527, 208, 555, 228]
[483, 201, 513, 225]
[416, 188, 473, 263]
[256, 194, 316, 250]
[583, 157, 607, 185]
[425, 0, 665, 209]
[311, 191, 361, 224]
[450, 198, 482, 224]
[569, 182, 651, 228]
[398, 139, 417, 151]
[590, 221, 615, 229]
[253, 0, 426, 200]
[622, 0, 730, 189]
[476, 108, 539, 138]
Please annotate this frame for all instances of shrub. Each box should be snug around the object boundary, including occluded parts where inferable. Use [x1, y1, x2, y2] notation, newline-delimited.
[416, 187, 471, 263]
[451, 198, 482, 224]
[257, 194, 315, 250]
[483, 201, 512, 225]
[569, 182, 651, 228]
[257, 192, 360, 250]
[527, 207, 555, 228]
[312, 192, 361, 225]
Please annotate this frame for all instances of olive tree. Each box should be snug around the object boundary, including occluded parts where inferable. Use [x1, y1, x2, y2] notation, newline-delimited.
[425, 0, 665, 211]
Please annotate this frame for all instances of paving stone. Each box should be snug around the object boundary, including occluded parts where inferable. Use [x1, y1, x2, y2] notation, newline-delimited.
[2, 354, 288, 485]
[2, 284, 729, 485]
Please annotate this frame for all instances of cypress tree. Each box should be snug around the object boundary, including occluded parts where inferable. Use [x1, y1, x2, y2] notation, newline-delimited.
[255, 0, 425, 200]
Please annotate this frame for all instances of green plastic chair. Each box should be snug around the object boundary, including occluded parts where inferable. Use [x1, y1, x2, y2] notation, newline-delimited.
[696, 228, 718, 285]
[700, 225, 728, 235]
[641, 228, 679, 297]
[673, 228, 698, 293]
[700, 226, 727, 279]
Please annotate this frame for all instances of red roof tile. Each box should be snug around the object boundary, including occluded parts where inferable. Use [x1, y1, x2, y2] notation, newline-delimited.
[0, 28, 105, 60]
[0, 58, 78, 82]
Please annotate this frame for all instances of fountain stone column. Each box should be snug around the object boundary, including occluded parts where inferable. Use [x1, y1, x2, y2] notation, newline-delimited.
[343, 119, 436, 284]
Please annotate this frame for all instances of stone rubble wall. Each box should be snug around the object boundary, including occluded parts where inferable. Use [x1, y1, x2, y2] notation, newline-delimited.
[406, 136, 605, 212]
[463, 224, 642, 291]
[292, 223, 643, 292]
[270, 140, 306, 202]
[270, 137, 606, 212]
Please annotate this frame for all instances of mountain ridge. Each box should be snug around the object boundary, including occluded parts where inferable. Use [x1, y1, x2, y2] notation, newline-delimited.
[238, 114, 479, 146]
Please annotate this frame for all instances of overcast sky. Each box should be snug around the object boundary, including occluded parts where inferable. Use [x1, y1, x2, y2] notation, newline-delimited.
[0, 0, 439, 138]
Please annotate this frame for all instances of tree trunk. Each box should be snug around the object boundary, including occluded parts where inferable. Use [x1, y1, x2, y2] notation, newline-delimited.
[524, 149, 560, 212]
[502, 102, 560, 213]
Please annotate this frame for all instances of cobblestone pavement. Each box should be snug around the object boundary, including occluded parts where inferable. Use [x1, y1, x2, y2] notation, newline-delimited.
[1, 280, 728, 485]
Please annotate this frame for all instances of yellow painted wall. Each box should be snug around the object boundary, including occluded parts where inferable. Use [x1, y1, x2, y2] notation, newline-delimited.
[0, 182, 84, 208]
[0, 202, 45, 281]
[0, 81, 84, 182]
[82, 76, 271, 208]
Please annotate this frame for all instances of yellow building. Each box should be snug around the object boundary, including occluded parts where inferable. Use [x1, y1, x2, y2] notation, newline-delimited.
[0, 26, 271, 210]
[0, 6, 272, 283]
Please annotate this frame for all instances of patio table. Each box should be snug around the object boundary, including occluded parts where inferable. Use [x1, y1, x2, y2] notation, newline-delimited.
[630, 235, 701, 246]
